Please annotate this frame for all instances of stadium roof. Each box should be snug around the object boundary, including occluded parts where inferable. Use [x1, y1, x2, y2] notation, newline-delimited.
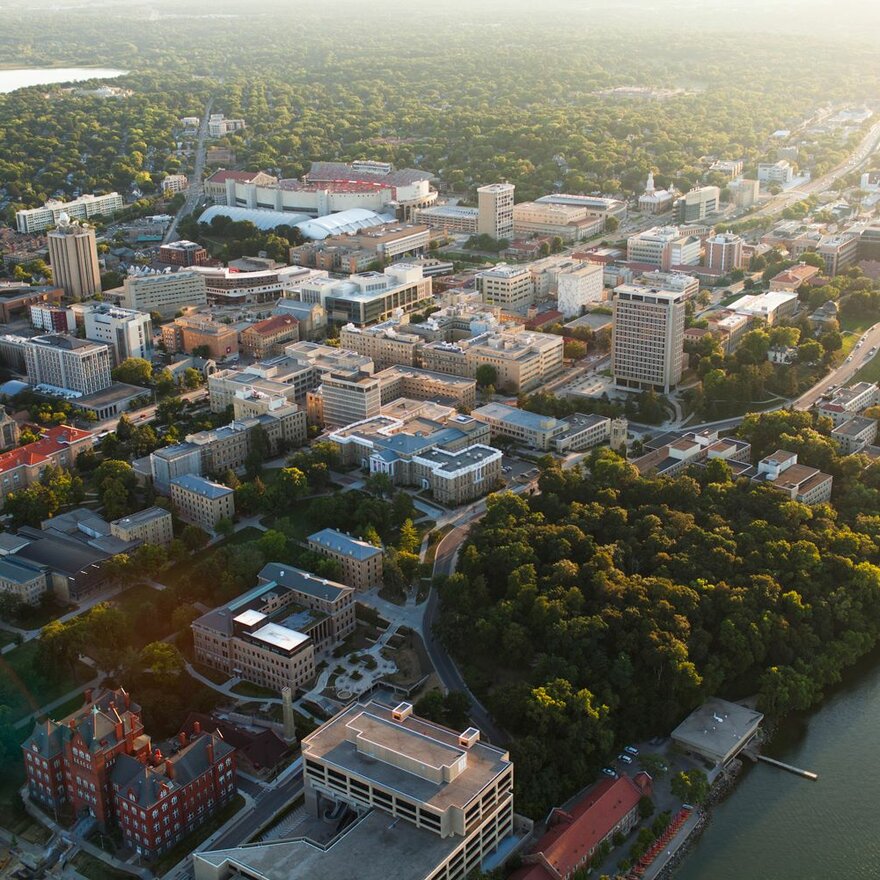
[198, 205, 310, 231]
[198, 205, 396, 239]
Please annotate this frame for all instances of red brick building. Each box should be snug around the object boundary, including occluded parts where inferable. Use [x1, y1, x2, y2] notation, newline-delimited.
[22, 688, 149, 825]
[510, 772, 653, 880]
[22, 690, 237, 860]
[240, 314, 300, 358]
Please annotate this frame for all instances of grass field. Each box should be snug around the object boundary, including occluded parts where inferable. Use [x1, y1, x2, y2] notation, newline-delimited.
[0, 640, 93, 722]
[230, 681, 277, 699]
[71, 851, 133, 880]
[853, 354, 880, 384]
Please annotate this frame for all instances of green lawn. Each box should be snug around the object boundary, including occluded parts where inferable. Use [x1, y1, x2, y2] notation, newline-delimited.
[1, 640, 94, 722]
[230, 680, 278, 699]
[162, 527, 266, 591]
[71, 851, 133, 880]
[111, 583, 162, 615]
[838, 314, 874, 333]
[853, 354, 880, 384]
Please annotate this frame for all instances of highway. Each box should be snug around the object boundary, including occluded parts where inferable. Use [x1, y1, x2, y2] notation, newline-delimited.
[164, 98, 213, 244]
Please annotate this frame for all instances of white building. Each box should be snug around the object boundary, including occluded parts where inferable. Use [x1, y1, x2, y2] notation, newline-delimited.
[207, 114, 246, 138]
[83, 303, 153, 363]
[556, 262, 604, 317]
[638, 172, 675, 214]
[627, 226, 700, 269]
[477, 183, 515, 240]
[22, 334, 112, 395]
[612, 285, 686, 392]
[758, 160, 794, 186]
[161, 174, 188, 196]
[16, 192, 123, 234]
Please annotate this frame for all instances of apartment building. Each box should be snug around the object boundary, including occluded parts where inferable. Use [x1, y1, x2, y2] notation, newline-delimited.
[612, 285, 686, 392]
[329, 403, 502, 506]
[339, 321, 423, 369]
[16, 192, 123, 233]
[831, 416, 878, 454]
[208, 114, 246, 137]
[307, 528, 384, 591]
[192, 563, 355, 692]
[816, 233, 860, 276]
[749, 450, 833, 504]
[758, 160, 794, 186]
[162, 315, 239, 358]
[376, 365, 477, 412]
[0, 556, 49, 605]
[31, 304, 76, 333]
[150, 406, 307, 490]
[161, 173, 188, 196]
[292, 265, 432, 326]
[83, 304, 153, 364]
[422, 330, 564, 394]
[47, 217, 101, 300]
[511, 202, 602, 243]
[119, 270, 208, 316]
[171, 474, 235, 531]
[476, 264, 535, 313]
[109, 507, 174, 548]
[208, 360, 316, 413]
[817, 382, 879, 425]
[241, 315, 300, 358]
[556, 262, 604, 318]
[705, 232, 744, 273]
[626, 226, 700, 269]
[709, 159, 744, 179]
[674, 186, 720, 222]
[23, 335, 112, 394]
[159, 241, 209, 267]
[477, 183, 515, 239]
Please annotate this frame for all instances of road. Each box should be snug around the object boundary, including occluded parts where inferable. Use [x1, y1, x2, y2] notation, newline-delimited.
[204, 760, 303, 852]
[164, 98, 213, 244]
[746, 119, 880, 221]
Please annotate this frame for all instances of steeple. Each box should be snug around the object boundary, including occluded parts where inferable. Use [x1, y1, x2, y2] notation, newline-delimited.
[645, 171, 655, 195]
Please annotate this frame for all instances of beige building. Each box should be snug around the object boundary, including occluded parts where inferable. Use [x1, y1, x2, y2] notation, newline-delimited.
[208, 361, 316, 413]
[311, 371, 383, 429]
[377, 365, 477, 412]
[110, 507, 174, 548]
[22, 334, 112, 395]
[750, 450, 833, 505]
[192, 562, 355, 693]
[170, 474, 235, 531]
[16, 192, 123, 234]
[675, 186, 721, 222]
[162, 174, 188, 196]
[241, 314, 300, 358]
[414, 205, 480, 234]
[340, 322, 423, 369]
[512, 202, 603, 243]
[307, 528, 384, 591]
[471, 403, 610, 452]
[0, 556, 49, 605]
[730, 178, 760, 209]
[421, 330, 564, 394]
[627, 226, 700, 269]
[612, 285, 686, 392]
[47, 216, 101, 300]
[118, 270, 208, 316]
[705, 232, 744, 273]
[203, 169, 278, 204]
[476, 264, 535, 314]
[477, 183, 515, 240]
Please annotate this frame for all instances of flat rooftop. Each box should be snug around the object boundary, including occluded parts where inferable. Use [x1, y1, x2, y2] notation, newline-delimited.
[302, 700, 510, 813]
[671, 698, 763, 763]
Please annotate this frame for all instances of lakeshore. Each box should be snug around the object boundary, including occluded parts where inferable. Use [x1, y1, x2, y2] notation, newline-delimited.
[674, 651, 880, 880]
[0, 68, 126, 94]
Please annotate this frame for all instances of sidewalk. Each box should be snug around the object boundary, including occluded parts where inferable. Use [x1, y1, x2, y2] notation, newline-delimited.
[640, 809, 704, 880]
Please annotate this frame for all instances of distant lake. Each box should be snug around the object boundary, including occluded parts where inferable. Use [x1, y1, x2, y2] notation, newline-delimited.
[0, 68, 127, 94]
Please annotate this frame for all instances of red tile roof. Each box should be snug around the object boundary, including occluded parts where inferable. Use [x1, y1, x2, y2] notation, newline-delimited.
[244, 314, 299, 337]
[0, 425, 93, 476]
[511, 774, 653, 880]
[526, 310, 563, 330]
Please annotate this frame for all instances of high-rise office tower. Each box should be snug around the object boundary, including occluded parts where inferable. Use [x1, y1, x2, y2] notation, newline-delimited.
[477, 183, 515, 239]
[47, 213, 101, 300]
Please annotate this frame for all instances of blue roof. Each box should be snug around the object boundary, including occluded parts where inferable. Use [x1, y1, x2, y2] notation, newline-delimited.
[0, 556, 46, 584]
[308, 529, 383, 561]
[170, 473, 233, 499]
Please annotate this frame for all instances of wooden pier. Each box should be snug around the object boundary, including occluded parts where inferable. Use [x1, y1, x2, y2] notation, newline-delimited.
[756, 754, 819, 780]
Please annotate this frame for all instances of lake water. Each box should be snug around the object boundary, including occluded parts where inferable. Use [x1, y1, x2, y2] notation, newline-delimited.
[0, 68, 127, 94]
[676, 653, 880, 880]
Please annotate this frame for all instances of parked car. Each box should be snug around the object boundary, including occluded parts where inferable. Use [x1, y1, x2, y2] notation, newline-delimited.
[618, 754, 633, 764]
[602, 767, 618, 778]
[624, 745, 639, 756]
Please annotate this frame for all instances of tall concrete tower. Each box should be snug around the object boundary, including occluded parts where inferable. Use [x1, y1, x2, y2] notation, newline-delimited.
[281, 686, 297, 744]
[610, 417, 629, 454]
[47, 213, 101, 300]
[477, 182, 515, 240]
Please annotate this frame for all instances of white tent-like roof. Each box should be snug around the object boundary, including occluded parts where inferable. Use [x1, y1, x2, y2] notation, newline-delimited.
[198, 205, 396, 240]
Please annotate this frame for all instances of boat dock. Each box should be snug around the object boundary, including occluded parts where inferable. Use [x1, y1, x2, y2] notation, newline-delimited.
[756, 754, 819, 780]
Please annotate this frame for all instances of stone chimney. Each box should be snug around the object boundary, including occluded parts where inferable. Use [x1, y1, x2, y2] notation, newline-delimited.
[115, 721, 124, 741]
[178, 731, 187, 747]
[165, 758, 174, 780]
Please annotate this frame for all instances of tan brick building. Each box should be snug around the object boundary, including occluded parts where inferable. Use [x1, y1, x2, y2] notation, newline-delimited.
[307, 528, 384, 591]
[170, 474, 235, 531]
[241, 314, 300, 359]
[110, 507, 174, 547]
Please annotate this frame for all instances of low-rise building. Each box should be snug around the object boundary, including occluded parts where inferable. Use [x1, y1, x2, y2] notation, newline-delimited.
[758, 160, 794, 186]
[413, 204, 480, 234]
[171, 474, 235, 531]
[307, 528, 384, 591]
[162, 315, 239, 359]
[30, 304, 76, 333]
[817, 382, 878, 425]
[749, 449, 833, 504]
[15, 192, 123, 233]
[626, 226, 700, 269]
[376, 365, 477, 412]
[831, 416, 878, 454]
[511, 774, 653, 880]
[119, 270, 208, 316]
[192, 563, 356, 692]
[159, 240, 209, 267]
[728, 290, 799, 324]
[110, 506, 174, 548]
[0, 556, 49, 605]
[633, 430, 751, 476]
[240, 314, 300, 359]
[471, 402, 610, 452]
[476, 264, 535, 313]
[512, 202, 603, 243]
[0, 425, 93, 502]
[204, 170, 279, 204]
[339, 321, 423, 369]
[671, 697, 763, 765]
